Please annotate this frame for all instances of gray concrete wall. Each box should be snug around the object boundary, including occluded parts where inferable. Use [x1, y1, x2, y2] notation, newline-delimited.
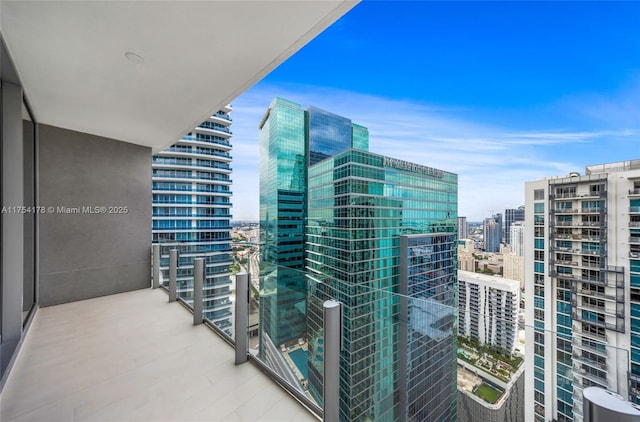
[38, 124, 151, 306]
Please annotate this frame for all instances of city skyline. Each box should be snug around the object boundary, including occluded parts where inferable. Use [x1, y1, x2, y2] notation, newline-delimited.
[229, 1, 640, 222]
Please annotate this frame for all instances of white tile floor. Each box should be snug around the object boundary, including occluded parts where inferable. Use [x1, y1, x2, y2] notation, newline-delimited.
[0, 289, 317, 422]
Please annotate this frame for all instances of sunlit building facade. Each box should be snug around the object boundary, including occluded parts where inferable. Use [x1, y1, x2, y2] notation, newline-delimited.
[458, 270, 519, 353]
[524, 160, 640, 422]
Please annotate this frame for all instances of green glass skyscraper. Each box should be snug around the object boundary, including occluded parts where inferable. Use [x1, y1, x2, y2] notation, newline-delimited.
[306, 150, 458, 421]
[259, 98, 458, 421]
[258, 98, 367, 352]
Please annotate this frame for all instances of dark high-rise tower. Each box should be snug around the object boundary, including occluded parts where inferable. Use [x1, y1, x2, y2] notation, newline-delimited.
[505, 205, 525, 245]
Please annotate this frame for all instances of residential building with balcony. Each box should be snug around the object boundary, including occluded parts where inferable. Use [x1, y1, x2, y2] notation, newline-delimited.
[152, 108, 233, 335]
[458, 270, 519, 353]
[524, 160, 640, 422]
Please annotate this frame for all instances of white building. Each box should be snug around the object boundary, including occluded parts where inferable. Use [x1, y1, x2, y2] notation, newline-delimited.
[510, 221, 525, 257]
[524, 160, 640, 422]
[458, 270, 520, 353]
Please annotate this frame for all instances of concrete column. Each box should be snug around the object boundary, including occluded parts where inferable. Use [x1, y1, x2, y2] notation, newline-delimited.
[323, 300, 342, 422]
[193, 258, 204, 325]
[235, 272, 249, 364]
[169, 249, 177, 302]
[152, 244, 160, 289]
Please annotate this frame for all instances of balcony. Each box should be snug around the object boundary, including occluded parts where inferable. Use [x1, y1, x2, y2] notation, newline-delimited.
[572, 338, 608, 357]
[213, 111, 233, 122]
[575, 369, 609, 388]
[180, 135, 232, 150]
[573, 352, 607, 370]
[576, 288, 619, 303]
[554, 192, 578, 199]
[195, 125, 232, 138]
[0, 289, 315, 422]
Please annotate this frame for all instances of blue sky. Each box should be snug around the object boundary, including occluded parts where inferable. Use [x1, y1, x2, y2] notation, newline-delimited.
[230, 1, 640, 222]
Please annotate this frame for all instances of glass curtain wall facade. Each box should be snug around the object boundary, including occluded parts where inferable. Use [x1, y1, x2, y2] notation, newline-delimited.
[258, 98, 308, 353]
[484, 217, 501, 252]
[306, 149, 458, 421]
[258, 98, 368, 355]
[152, 107, 233, 335]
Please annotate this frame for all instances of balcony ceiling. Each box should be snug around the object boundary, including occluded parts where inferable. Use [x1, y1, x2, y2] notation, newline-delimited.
[0, 1, 357, 152]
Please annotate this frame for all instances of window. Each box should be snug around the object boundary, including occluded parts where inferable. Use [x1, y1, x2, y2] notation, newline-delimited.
[534, 203, 545, 213]
[557, 290, 570, 302]
[534, 226, 544, 237]
[534, 189, 545, 200]
[556, 186, 576, 197]
[534, 250, 545, 261]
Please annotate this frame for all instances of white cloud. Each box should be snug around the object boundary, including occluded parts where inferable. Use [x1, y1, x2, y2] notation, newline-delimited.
[229, 83, 637, 222]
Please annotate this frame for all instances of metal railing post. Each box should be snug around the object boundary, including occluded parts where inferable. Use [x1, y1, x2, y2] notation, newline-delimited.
[323, 300, 342, 422]
[152, 244, 160, 289]
[193, 258, 204, 325]
[235, 272, 249, 364]
[169, 249, 178, 302]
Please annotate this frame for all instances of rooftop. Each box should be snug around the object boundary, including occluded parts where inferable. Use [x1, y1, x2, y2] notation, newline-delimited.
[458, 270, 520, 291]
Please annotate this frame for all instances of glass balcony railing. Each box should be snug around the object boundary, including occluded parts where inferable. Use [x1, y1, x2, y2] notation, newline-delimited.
[152, 186, 232, 194]
[150, 246, 638, 421]
[180, 135, 231, 148]
[213, 111, 232, 121]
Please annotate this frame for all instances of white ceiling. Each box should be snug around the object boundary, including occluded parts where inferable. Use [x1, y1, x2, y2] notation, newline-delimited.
[0, 1, 357, 152]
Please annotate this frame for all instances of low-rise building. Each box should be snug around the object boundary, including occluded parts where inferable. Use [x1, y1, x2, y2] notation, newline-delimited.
[457, 357, 525, 422]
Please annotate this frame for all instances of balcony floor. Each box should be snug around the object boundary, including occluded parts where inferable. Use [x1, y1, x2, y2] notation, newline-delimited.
[0, 289, 315, 422]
